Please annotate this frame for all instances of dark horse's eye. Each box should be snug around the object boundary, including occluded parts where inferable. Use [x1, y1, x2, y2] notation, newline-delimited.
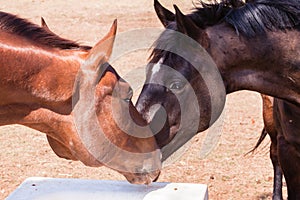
[169, 81, 185, 90]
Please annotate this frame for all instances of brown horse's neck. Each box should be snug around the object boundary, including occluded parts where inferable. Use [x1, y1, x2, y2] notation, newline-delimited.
[0, 32, 95, 162]
[205, 23, 300, 105]
[0, 32, 89, 116]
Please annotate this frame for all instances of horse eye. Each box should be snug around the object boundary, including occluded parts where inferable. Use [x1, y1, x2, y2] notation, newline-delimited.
[123, 98, 131, 102]
[169, 81, 185, 90]
[123, 87, 133, 102]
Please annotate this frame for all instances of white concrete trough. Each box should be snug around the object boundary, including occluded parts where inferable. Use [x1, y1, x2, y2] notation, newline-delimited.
[6, 177, 208, 200]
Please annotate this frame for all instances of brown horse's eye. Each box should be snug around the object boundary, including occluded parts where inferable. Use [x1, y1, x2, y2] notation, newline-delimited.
[123, 87, 133, 102]
[169, 81, 185, 90]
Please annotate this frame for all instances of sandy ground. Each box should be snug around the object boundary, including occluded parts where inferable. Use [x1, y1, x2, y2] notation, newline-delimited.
[0, 0, 287, 199]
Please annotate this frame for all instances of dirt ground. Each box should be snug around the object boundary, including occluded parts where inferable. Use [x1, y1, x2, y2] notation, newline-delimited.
[0, 0, 288, 199]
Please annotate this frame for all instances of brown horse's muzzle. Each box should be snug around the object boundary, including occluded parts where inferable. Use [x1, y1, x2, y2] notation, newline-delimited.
[123, 170, 161, 185]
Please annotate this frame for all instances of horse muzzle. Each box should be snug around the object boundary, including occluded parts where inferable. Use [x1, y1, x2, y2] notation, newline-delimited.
[123, 169, 161, 185]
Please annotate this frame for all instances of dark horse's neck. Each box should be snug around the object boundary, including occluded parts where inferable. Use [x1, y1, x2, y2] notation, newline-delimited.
[205, 23, 300, 105]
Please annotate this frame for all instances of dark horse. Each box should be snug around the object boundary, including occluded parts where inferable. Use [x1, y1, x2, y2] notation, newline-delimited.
[0, 11, 161, 184]
[136, 0, 299, 198]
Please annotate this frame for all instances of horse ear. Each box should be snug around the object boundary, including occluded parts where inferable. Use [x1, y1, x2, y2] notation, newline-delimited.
[154, 0, 175, 27]
[85, 19, 117, 71]
[41, 17, 49, 29]
[174, 5, 203, 41]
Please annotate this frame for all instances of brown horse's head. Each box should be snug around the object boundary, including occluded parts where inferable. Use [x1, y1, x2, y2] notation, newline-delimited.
[70, 20, 161, 184]
[0, 12, 161, 184]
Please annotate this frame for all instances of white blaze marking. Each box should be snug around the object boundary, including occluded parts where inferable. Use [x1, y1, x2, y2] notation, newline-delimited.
[152, 60, 162, 74]
[149, 58, 163, 82]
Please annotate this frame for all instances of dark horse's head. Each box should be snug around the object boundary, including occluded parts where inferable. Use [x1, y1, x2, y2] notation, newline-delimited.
[136, 0, 226, 160]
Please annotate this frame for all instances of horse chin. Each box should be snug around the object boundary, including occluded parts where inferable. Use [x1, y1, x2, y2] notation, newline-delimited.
[122, 170, 161, 185]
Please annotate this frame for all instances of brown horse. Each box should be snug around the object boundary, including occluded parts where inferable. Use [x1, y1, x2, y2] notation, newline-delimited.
[136, 0, 299, 198]
[0, 11, 161, 184]
[257, 96, 300, 199]
[251, 95, 283, 200]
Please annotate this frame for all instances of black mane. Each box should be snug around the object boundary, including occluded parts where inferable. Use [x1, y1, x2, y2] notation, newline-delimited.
[151, 0, 299, 62]
[191, 0, 300, 37]
[0, 11, 91, 50]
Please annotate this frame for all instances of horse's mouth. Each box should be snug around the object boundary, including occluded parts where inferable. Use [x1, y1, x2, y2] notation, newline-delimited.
[123, 170, 161, 185]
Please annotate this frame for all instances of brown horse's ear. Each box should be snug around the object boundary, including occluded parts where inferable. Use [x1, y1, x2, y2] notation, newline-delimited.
[41, 17, 49, 29]
[85, 19, 117, 71]
[174, 5, 201, 39]
[154, 0, 175, 27]
[41, 17, 56, 35]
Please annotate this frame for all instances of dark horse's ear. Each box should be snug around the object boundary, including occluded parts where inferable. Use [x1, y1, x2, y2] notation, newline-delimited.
[174, 5, 200, 40]
[154, 0, 175, 27]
